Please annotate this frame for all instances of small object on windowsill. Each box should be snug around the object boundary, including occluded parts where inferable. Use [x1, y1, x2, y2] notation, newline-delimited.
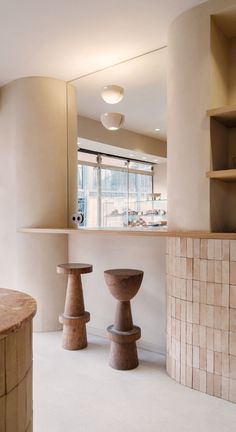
[148, 193, 161, 200]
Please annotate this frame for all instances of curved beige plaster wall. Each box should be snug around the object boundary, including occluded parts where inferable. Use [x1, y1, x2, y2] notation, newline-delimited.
[0, 77, 77, 330]
[167, 0, 236, 231]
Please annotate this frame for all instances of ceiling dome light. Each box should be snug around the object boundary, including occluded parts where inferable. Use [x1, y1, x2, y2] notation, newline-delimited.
[100, 112, 125, 130]
[101, 85, 124, 104]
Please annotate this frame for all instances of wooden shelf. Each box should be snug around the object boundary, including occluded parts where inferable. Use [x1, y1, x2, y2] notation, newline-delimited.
[207, 105, 236, 127]
[206, 169, 236, 181]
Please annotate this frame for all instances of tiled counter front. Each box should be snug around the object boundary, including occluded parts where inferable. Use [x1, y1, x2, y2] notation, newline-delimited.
[166, 237, 236, 403]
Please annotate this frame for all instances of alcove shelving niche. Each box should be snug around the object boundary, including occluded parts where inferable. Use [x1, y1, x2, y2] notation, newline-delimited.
[207, 9, 236, 232]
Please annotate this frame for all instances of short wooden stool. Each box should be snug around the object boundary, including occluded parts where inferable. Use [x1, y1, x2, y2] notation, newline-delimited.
[57, 263, 92, 350]
[104, 268, 143, 370]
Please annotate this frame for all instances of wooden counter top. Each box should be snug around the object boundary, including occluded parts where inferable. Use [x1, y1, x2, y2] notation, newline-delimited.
[0, 288, 37, 337]
[19, 227, 236, 239]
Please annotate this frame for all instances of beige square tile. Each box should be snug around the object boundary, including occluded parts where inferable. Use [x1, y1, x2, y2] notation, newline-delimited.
[199, 326, 206, 348]
[176, 341, 181, 362]
[230, 262, 236, 285]
[206, 372, 214, 395]
[230, 285, 236, 309]
[171, 318, 176, 339]
[192, 302, 200, 325]
[193, 368, 200, 390]
[175, 320, 181, 341]
[186, 323, 193, 345]
[180, 238, 187, 257]
[222, 353, 230, 378]
[171, 358, 176, 379]
[175, 299, 181, 320]
[214, 240, 222, 260]
[187, 238, 193, 258]
[207, 283, 214, 305]
[214, 260, 222, 283]
[214, 329, 222, 352]
[229, 379, 236, 403]
[200, 281, 207, 304]
[230, 332, 236, 356]
[186, 280, 193, 302]
[180, 343, 186, 365]
[222, 284, 229, 308]
[221, 307, 229, 331]
[230, 240, 236, 261]
[193, 280, 200, 303]
[180, 279, 187, 300]
[214, 352, 222, 375]
[207, 350, 214, 373]
[193, 324, 200, 346]
[207, 240, 215, 260]
[206, 305, 214, 328]
[222, 331, 229, 354]
[193, 259, 200, 281]
[200, 304, 207, 327]
[222, 240, 230, 261]
[175, 238, 181, 257]
[180, 300, 187, 321]
[187, 344, 193, 367]
[186, 258, 193, 280]
[213, 375, 222, 398]
[230, 355, 236, 380]
[180, 257, 187, 279]
[200, 239, 207, 259]
[174, 278, 181, 299]
[180, 363, 186, 385]
[171, 297, 176, 318]
[181, 321, 186, 344]
[187, 302, 193, 324]
[199, 370, 207, 393]
[214, 284, 222, 306]
[214, 306, 222, 330]
[193, 346, 200, 369]
[186, 366, 193, 388]
[206, 328, 214, 351]
[207, 261, 215, 283]
[230, 309, 236, 332]
[222, 261, 229, 284]
[200, 348, 207, 370]
[194, 239, 200, 258]
[171, 337, 176, 358]
[221, 377, 229, 400]
[200, 260, 207, 282]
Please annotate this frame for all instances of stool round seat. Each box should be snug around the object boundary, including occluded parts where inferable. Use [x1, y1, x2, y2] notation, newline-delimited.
[57, 262, 93, 350]
[57, 263, 93, 275]
[104, 268, 143, 370]
[104, 269, 143, 301]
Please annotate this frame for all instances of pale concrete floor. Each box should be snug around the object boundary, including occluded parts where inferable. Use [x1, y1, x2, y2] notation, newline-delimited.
[33, 332, 236, 432]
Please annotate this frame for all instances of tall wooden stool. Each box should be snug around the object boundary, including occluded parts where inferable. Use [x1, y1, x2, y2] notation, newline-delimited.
[104, 268, 143, 370]
[57, 263, 92, 350]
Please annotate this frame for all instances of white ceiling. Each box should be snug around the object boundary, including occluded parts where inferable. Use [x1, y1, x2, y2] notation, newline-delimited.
[0, 0, 206, 86]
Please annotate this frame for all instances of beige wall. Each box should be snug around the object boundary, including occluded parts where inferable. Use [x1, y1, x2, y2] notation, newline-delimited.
[0, 77, 77, 330]
[167, 0, 236, 231]
[69, 232, 167, 354]
[78, 115, 167, 158]
[153, 163, 167, 199]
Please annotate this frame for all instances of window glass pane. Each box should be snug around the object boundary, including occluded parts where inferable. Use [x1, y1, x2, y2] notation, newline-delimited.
[129, 161, 153, 172]
[101, 168, 128, 227]
[77, 164, 98, 227]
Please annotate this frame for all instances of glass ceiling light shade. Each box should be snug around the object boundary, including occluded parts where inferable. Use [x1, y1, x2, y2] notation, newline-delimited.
[101, 85, 124, 104]
[100, 112, 125, 130]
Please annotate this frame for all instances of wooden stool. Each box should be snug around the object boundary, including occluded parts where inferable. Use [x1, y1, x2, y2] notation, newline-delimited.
[104, 268, 143, 370]
[57, 263, 92, 350]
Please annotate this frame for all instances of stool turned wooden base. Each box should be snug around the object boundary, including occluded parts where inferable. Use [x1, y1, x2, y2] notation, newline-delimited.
[104, 269, 143, 370]
[57, 263, 92, 350]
